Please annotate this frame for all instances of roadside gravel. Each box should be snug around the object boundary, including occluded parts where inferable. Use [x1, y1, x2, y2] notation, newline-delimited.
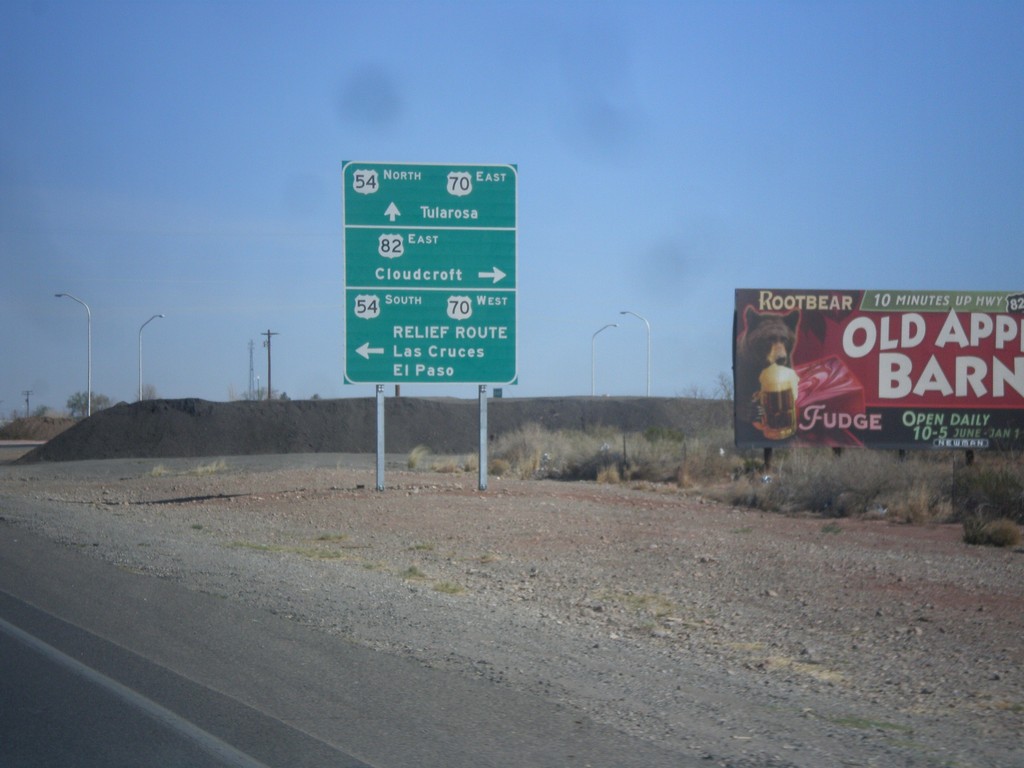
[2, 454, 1021, 767]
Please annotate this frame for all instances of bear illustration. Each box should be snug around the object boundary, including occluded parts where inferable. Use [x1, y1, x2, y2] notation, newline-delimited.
[735, 308, 800, 425]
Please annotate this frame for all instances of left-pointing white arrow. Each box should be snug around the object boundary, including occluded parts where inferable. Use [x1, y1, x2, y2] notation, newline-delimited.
[384, 202, 401, 222]
[356, 342, 384, 359]
[478, 266, 507, 284]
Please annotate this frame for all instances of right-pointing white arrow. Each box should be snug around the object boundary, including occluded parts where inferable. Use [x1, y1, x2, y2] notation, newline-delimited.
[479, 266, 506, 284]
[356, 342, 384, 359]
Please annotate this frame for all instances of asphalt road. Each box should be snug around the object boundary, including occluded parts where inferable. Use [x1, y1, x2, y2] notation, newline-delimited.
[0, 619, 271, 768]
[0, 515, 688, 767]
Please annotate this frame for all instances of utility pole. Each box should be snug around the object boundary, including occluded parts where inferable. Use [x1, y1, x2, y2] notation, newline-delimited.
[22, 390, 32, 417]
[261, 329, 279, 401]
[248, 340, 256, 400]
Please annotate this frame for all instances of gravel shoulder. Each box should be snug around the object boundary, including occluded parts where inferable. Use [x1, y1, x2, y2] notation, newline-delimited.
[2, 454, 1021, 767]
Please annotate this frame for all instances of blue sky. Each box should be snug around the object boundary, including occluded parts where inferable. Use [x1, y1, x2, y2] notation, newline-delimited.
[2, 0, 1022, 414]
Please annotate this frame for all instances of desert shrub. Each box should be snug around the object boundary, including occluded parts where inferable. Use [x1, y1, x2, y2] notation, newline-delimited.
[715, 448, 1024, 525]
[962, 516, 1023, 547]
[719, 473, 787, 510]
[489, 423, 550, 478]
[489, 424, 745, 486]
[880, 480, 951, 524]
[619, 432, 686, 482]
[714, 450, 955, 518]
[491, 424, 621, 480]
[676, 434, 742, 488]
[643, 426, 684, 444]
[764, 451, 899, 516]
[952, 465, 1024, 523]
[553, 434, 623, 481]
[489, 422, 1023, 528]
[961, 515, 986, 544]
[869, 457, 955, 523]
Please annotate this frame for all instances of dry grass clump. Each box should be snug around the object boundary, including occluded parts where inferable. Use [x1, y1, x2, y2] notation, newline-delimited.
[962, 516, 1022, 547]
[400, 565, 426, 580]
[538, 426, 613, 478]
[411, 420, 1024, 532]
[952, 463, 1024, 523]
[487, 423, 548, 478]
[407, 445, 479, 475]
[675, 430, 742, 488]
[190, 459, 228, 476]
[890, 481, 953, 525]
[715, 450, 903, 517]
[489, 423, 595, 479]
[433, 581, 465, 594]
[488, 458, 511, 477]
[407, 445, 431, 469]
[488, 423, 727, 483]
[148, 459, 227, 478]
[717, 449, 1024, 528]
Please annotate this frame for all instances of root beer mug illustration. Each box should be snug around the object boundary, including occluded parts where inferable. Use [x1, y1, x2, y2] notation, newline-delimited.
[756, 363, 800, 440]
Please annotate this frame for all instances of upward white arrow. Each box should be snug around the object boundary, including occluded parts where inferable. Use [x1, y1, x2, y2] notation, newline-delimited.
[384, 202, 401, 222]
[479, 266, 507, 284]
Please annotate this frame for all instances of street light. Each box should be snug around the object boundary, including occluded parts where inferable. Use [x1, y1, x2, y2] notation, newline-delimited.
[138, 314, 165, 401]
[591, 323, 617, 396]
[55, 292, 92, 416]
[619, 310, 651, 397]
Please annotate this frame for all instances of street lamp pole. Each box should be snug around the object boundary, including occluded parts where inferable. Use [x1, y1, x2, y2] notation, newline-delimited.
[55, 292, 92, 416]
[619, 310, 651, 397]
[138, 314, 165, 401]
[591, 323, 617, 396]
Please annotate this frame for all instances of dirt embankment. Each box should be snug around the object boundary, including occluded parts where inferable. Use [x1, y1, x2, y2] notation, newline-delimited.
[0, 416, 75, 442]
[17, 396, 729, 463]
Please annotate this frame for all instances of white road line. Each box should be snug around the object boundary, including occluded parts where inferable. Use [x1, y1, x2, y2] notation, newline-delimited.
[0, 616, 273, 768]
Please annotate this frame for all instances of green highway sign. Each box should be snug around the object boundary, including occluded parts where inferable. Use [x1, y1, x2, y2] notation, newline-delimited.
[343, 162, 517, 384]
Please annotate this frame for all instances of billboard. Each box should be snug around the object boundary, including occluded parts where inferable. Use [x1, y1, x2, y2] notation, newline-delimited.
[734, 289, 1024, 450]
